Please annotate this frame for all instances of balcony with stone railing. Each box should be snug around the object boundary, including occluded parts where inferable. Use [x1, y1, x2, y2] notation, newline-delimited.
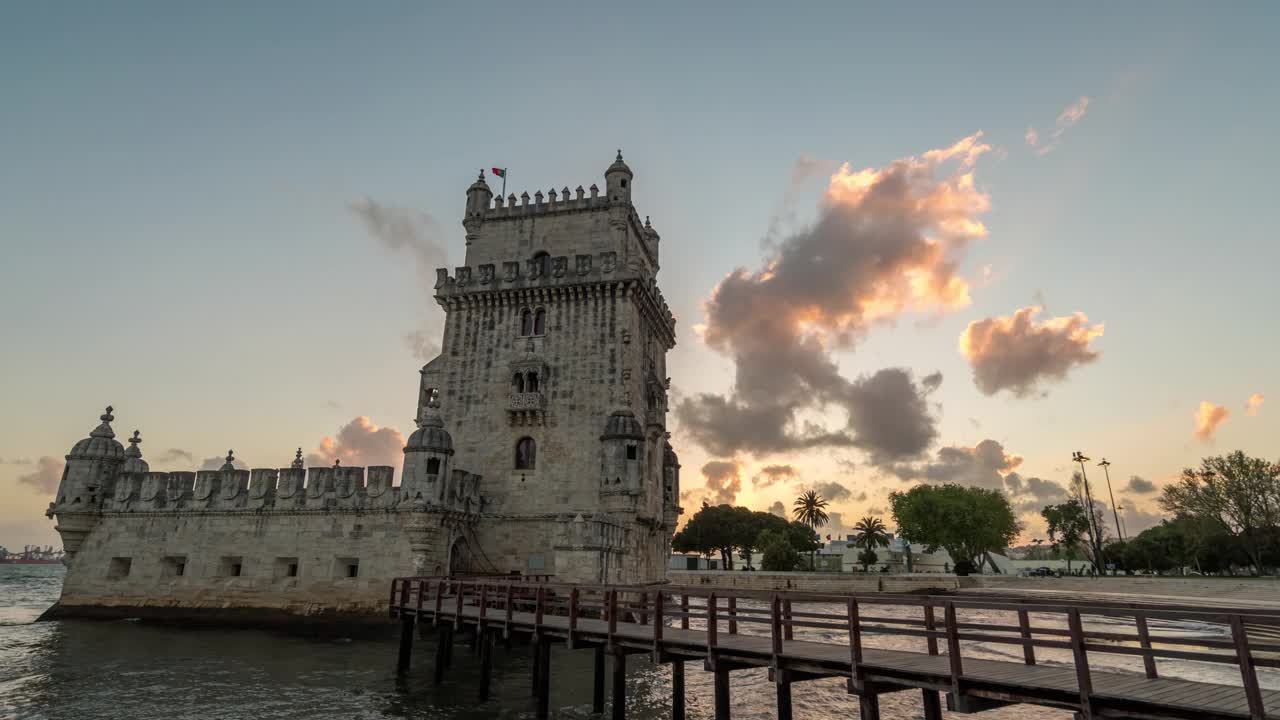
[508, 392, 545, 426]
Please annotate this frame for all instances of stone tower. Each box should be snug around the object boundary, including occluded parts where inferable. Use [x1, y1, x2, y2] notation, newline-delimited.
[420, 153, 680, 583]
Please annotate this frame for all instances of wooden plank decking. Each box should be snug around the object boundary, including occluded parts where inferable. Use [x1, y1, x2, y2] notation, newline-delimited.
[389, 577, 1280, 720]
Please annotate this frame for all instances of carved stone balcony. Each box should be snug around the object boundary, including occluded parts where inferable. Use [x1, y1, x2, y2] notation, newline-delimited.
[507, 392, 545, 426]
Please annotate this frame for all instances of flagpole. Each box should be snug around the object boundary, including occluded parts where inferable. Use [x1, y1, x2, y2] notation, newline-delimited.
[501, 168, 506, 198]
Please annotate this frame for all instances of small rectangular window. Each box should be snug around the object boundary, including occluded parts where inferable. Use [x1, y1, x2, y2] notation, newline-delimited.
[334, 557, 359, 579]
[219, 556, 244, 578]
[162, 556, 186, 577]
[274, 557, 299, 579]
[108, 557, 132, 579]
[527, 554, 546, 570]
[626, 445, 637, 460]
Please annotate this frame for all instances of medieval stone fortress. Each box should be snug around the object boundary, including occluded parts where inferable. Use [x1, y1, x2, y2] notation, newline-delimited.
[44, 153, 682, 620]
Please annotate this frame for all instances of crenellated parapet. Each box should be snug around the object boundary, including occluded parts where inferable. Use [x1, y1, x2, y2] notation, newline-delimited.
[104, 464, 404, 513]
[434, 253, 676, 347]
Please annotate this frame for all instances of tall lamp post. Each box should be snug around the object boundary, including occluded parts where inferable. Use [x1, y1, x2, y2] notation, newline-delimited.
[1073, 451, 1105, 574]
[1098, 458, 1125, 543]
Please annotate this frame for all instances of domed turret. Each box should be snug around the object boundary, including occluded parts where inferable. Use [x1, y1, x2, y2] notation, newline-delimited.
[68, 406, 126, 462]
[605, 149, 633, 204]
[600, 409, 645, 496]
[465, 169, 493, 221]
[401, 393, 453, 504]
[120, 430, 149, 474]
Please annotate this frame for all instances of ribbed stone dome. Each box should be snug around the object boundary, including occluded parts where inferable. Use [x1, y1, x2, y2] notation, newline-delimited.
[68, 407, 126, 462]
[663, 441, 679, 467]
[119, 430, 150, 473]
[606, 149, 633, 178]
[600, 410, 644, 440]
[405, 400, 453, 454]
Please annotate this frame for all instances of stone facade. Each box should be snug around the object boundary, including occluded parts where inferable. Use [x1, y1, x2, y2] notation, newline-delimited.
[43, 154, 681, 620]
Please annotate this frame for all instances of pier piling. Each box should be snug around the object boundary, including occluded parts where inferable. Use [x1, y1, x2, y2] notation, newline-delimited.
[611, 650, 626, 720]
[713, 668, 730, 720]
[396, 614, 415, 674]
[671, 660, 685, 720]
[478, 630, 493, 701]
[592, 646, 605, 714]
[534, 638, 551, 720]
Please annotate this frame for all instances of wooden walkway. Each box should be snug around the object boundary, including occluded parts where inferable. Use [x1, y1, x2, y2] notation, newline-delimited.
[388, 576, 1280, 720]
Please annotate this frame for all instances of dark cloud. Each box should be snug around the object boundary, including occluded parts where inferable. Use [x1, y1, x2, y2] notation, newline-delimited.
[1004, 472, 1069, 513]
[1124, 475, 1157, 494]
[752, 464, 797, 488]
[769, 501, 786, 517]
[892, 439, 1022, 491]
[678, 136, 991, 464]
[349, 198, 448, 362]
[154, 448, 194, 467]
[1123, 506, 1164, 534]
[199, 454, 249, 471]
[811, 481, 865, 504]
[306, 416, 405, 471]
[16, 457, 63, 493]
[695, 460, 743, 506]
[959, 306, 1104, 397]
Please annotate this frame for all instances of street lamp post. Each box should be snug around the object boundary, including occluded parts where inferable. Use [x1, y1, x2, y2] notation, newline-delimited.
[1098, 458, 1125, 543]
[1073, 451, 1105, 574]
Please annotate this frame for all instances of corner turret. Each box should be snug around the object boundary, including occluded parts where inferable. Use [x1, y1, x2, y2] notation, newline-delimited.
[401, 391, 453, 504]
[605, 150, 633, 204]
[120, 431, 149, 474]
[50, 406, 126, 566]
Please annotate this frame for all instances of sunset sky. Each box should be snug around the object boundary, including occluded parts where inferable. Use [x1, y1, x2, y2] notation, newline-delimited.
[3, 3, 1278, 549]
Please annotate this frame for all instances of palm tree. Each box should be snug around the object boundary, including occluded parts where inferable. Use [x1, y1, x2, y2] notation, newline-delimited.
[852, 516, 891, 571]
[792, 489, 829, 570]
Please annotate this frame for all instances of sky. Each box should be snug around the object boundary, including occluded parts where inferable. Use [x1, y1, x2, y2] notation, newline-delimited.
[2, 2, 1278, 550]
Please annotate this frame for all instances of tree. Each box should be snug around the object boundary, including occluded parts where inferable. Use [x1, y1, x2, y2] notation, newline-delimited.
[1160, 451, 1280, 575]
[757, 529, 802, 571]
[852, 516, 891, 569]
[1042, 499, 1092, 573]
[792, 489, 830, 570]
[673, 504, 737, 569]
[890, 484, 1020, 576]
[857, 548, 879, 572]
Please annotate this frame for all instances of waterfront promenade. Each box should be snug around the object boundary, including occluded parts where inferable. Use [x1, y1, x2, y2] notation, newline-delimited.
[389, 575, 1280, 720]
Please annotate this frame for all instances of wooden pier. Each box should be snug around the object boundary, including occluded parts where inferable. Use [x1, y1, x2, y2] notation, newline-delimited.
[388, 575, 1280, 719]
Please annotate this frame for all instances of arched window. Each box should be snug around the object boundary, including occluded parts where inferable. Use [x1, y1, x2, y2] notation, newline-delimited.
[515, 437, 537, 470]
[527, 371, 539, 393]
[513, 372, 525, 393]
[534, 308, 546, 335]
[521, 309, 534, 336]
[426, 457, 441, 476]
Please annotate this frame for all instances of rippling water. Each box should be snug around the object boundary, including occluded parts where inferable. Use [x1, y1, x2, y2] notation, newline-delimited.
[2, 565, 1268, 719]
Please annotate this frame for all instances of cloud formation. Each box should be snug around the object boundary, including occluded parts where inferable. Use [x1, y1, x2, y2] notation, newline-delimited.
[695, 460, 743, 506]
[0, 457, 32, 465]
[349, 198, 449, 362]
[959, 306, 1103, 396]
[16, 457, 63, 493]
[752, 464, 797, 488]
[307, 416, 406, 471]
[678, 135, 991, 464]
[1025, 96, 1091, 155]
[1247, 393, 1265, 417]
[1124, 476, 1157, 494]
[893, 439, 1023, 491]
[812, 481, 860, 503]
[1004, 472, 1069, 513]
[153, 448, 194, 467]
[199, 454, 249, 471]
[1193, 401, 1229, 442]
[769, 501, 787, 517]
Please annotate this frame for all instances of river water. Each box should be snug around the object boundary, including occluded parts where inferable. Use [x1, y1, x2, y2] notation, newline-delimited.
[2, 565, 1271, 719]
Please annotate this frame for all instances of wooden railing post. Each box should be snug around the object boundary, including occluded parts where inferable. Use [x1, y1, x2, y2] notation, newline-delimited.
[1134, 613, 1157, 679]
[416, 579, 427, 615]
[923, 603, 938, 656]
[680, 592, 689, 631]
[434, 579, 445, 626]
[639, 589, 649, 626]
[568, 587, 580, 647]
[783, 598, 794, 641]
[535, 585, 546, 628]
[607, 589, 619, 647]
[503, 583, 514, 636]
[478, 582, 489, 628]
[846, 597, 864, 694]
[1067, 608, 1095, 720]
[653, 590, 665, 660]
[707, 592, 718, 648]
[455, 580, 465, 627]
[1017, 608, 1036, 665]
[944, 601, 964, 707]
[728, 595, 738, 635]
[1230, 614, 1265, 720]
[389, 578, 401, 617]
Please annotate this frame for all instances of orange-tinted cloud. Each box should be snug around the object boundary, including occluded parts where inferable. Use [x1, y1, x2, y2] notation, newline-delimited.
[1026, 96, 1092, 155]
[893, 438, 1023, 491]
[1193, 401, 1230, 442]
[752, 464, 797, 488]
[678, 134, 990, 461]
[306, 416, 406, 471]
[696, 460, 743, 506]
[959, 306, 1103, 396]
[1246, 393, 1265, 416]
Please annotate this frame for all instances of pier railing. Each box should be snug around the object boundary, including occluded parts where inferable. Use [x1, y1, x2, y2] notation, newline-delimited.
[390, 576, 1280, 720]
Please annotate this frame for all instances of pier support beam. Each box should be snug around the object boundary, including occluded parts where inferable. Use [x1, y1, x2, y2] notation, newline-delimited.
[858, 689, 880, 720]
[922, 689, 943, 720]
[534, 637, 551, 720]
[530, 637, 541, 697]
[593, 646, 606, 714]
[433, 624, 452, 684]
[671, 661, 685, 720]
[478, 631, 493, 702]
[611, 650, 627, 720]
[396, 615, 415, 674]
[775, 673, 792, 720]
[713, 668, 731, 720]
